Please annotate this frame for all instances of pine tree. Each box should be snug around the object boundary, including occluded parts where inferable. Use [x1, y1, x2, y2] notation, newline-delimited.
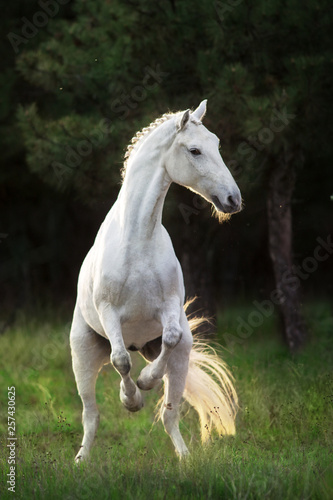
[15, 0, 333, 348]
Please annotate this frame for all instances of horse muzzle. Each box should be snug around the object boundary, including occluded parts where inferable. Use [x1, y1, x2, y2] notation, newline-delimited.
[211, 191, 242, 214]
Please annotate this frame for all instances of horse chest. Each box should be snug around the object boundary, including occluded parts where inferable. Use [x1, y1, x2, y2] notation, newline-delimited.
[107, 264, 165, 316]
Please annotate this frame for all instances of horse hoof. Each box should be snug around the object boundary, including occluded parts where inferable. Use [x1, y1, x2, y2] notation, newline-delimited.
[75, 452, 85, 464]
[137, 374, 160, 391]
[124, 399, 144, 412]
[120, 384, 144, 412]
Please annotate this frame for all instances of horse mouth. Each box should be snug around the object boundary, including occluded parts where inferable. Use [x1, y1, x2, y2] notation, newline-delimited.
[211, 195, 226, 212]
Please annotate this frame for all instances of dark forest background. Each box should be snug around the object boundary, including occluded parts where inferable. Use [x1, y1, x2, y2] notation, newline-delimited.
[1, 0, 332, 349]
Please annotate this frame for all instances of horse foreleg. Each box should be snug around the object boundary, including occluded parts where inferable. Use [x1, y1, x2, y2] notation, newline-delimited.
[137, 315, 183, 391]
[98, 303, 143, 412]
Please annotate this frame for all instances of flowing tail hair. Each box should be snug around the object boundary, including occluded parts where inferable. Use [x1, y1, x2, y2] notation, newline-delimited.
[158, 300, 238, 441]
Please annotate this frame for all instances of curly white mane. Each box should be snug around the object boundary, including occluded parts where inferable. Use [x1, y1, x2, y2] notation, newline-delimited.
[122, 112, 176, 181]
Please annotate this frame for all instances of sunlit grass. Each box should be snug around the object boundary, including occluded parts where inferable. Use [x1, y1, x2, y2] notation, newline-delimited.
[0, 301, 332, 499]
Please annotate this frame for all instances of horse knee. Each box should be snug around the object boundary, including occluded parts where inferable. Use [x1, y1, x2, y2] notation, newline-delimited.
[168, 329, 193, 358]
[111, 350, 131, 375]
[163, 323, 183, 349]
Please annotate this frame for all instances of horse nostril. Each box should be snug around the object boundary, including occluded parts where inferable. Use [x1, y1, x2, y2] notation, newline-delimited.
[227, 192, 241, 212]
[227, 195, 237, 208]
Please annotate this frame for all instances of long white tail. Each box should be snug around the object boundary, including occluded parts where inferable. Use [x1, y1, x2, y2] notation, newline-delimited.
[183, 306, 238, 441]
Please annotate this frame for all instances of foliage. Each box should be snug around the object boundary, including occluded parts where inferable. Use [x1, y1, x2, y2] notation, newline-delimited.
[0, 302, 332, 499]
[1, 0, 332, 312]
[15, 0, 333, 192]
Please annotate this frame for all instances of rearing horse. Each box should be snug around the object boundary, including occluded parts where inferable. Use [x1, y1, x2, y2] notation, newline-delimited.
[70, 100, 242, 462]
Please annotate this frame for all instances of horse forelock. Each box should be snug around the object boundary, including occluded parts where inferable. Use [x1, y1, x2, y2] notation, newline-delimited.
[121, 111, 202, 181]
[189, 116, 202, 126]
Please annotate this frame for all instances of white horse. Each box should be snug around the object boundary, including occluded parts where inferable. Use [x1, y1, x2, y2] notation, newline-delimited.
[70, 100, 241, 462]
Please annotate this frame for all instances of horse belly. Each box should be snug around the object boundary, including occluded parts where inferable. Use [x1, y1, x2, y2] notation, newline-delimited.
[122, 319, 162, 350]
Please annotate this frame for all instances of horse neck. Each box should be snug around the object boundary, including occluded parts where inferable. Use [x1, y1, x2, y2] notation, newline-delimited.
[115, 120, 175, 243]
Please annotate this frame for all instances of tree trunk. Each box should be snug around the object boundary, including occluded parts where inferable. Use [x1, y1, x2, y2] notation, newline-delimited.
[267, 156, 306, 351]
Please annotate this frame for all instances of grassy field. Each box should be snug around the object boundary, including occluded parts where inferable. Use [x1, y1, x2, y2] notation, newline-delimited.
[0, 301, 332, 499]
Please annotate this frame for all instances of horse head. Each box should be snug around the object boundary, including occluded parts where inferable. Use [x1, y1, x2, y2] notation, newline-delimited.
[165, 100, 242, 218]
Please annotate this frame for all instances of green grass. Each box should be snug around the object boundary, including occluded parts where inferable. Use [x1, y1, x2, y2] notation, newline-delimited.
[0, 302, 332, 499]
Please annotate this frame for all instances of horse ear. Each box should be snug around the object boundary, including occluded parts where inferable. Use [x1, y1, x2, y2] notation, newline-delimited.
[192, 99, 207, 121]
[177, 109, 190, 131]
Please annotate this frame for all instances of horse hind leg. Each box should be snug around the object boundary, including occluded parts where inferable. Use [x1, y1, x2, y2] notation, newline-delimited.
[161, 314, 193, 457]
[70, 308, 110, 463]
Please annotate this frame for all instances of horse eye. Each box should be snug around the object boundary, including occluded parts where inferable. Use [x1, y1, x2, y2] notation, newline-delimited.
[190, 148, 201, 156]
